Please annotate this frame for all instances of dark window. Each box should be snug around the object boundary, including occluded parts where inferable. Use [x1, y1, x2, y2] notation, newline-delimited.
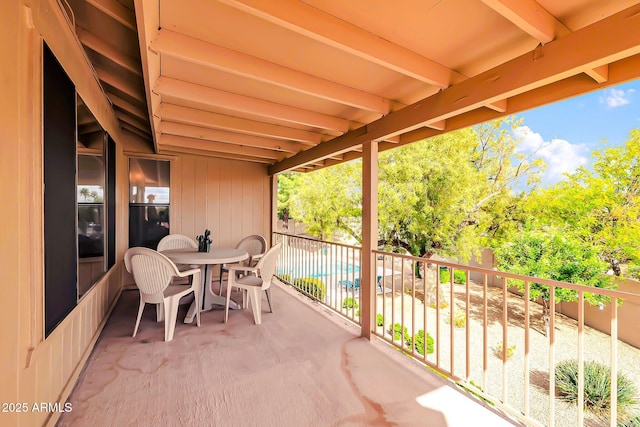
[106, 135, 116, 268]
[43, 43, 77, 336]
[43, 43, 118, 335]
[128, 158, 170, 249]
[78, 154, 105, 259]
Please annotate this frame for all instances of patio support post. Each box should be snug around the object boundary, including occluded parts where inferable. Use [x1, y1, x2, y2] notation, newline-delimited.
[271, 174, 278, 245]
[361, 140, 378, 339]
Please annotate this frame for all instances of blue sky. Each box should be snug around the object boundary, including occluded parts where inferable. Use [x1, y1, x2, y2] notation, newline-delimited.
[513, 79, 640, 186]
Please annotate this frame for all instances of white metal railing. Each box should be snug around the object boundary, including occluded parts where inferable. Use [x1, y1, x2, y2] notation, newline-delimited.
[274, 232, 640, 426]
[273, 232, 362, 323]
[371, 249, 640, 427]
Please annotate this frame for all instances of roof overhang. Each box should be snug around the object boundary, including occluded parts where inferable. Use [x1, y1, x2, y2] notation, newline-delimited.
[67, 0, 640, 173]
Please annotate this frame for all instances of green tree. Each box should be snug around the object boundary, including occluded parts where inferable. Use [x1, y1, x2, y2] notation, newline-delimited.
[288, 161, 361, 242]
[283, 117, 543, 255]
[378, 116, 542, 259]
[495, 226, 614, 334]
[525, 130, 640, 276]
[277, 172, 300, 220]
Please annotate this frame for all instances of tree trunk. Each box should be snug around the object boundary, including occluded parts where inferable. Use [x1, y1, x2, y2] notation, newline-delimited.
[610, 259, 621, 276]
[542, 299, 550, 338]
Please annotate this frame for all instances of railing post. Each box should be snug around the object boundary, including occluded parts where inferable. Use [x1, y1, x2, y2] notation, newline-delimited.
[270, 174, 278, 246]
[361, 140, 378, 339]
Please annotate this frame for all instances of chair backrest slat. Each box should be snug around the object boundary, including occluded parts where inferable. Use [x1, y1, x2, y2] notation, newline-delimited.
[236, 235, 267, 267]
[124, 247, 180, 295]
[256, 243, 282, 288]
[157, 234, 198, 251]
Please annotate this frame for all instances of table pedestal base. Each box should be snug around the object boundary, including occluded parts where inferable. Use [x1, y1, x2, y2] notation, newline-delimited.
[184, 265, 240, 323]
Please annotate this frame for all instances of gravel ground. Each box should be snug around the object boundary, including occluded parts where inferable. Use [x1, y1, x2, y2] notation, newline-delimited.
[375, 280, 640, 427]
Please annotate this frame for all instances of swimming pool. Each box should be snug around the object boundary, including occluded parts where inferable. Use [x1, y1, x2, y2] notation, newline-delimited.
[278, 262, 360, 279]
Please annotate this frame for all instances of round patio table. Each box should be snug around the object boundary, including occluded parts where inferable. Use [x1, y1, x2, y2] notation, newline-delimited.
[162, 247, 248, 323]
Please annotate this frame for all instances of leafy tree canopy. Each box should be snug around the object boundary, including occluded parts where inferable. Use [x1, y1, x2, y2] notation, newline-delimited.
[288, 160, 361, 242]
[277, 172, 300, 219]
[285, 116, 543, 256]
[524, 129, 640, 275]
[495, 225, 613, 307]
[378, 116, 543, 259]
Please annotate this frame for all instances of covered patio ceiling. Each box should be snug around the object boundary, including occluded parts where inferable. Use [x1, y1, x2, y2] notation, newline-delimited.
[68, 0, 640, 172]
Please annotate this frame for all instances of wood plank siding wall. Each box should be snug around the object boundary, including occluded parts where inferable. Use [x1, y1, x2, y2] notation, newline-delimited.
[170, 155, 272, 249]
[2, 1, 128, 425]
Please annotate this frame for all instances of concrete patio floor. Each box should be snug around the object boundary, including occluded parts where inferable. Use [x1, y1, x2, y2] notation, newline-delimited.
[58, 280, 521, 427]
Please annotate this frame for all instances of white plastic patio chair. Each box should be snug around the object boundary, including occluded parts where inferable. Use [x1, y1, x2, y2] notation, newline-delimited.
[223, 243, 281, 325]
[157, 233, 198, 285]
[157, 234, 198, 257]
[124, 247, 201, 341]
[218, 234, 267, 294]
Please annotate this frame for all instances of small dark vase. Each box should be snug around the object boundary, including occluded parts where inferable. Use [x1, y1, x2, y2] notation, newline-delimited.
[196, 229, 212, 252]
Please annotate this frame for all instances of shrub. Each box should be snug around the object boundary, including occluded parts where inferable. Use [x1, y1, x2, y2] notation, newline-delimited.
[441, 268, 467, 284]
[493, 342, 516, 360]
[445, 309, 467, 328]
[409, 330, 435, 355]
[389, 323, 407, 341]
[342, 297, 359, 309]
[453, 270, 467, 284]
[278, 273, 291, 283]
[428, 299, 449, 309]
[628, 265, 640, 280]
[376, 313, 384, 327]
[555, 359, 639, 421]
[293, 277, 326, 300]
[388, 324, 435, 355]
[439, 268, 450, 283]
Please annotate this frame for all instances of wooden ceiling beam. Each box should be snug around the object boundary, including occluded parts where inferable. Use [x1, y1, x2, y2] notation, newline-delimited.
[387, 55, 640, 155]
[485, 99, 508, 113]
[87, 0, 136, 32]
[79, 131, 106, 150]
[481, 0, 608, 83]
[158, 145, 274, 164]
[480, 0, 570, 44]
[96, 67, 145, 103]
[425, 120, 446, 131]
[151, 29, 390, 115]
[158, 104, 322, 145]
[154, 77, 351, 132]
[121, 122, 153, 141]
[269, 5, 640, 174]
[323, 150, 361, 168]
[116, 111, 151, 135]
[76, 26, 142, 76]
[159, 121, 305, 153]
[218, 0, 459, 88]
[110, 94, 149, 122]
[159, 134, 286, 160]
[133, 0, 160, 152]
[77, 108, 96, 126]
[79, 122, 103, 135]
[584, 64, 609, 84]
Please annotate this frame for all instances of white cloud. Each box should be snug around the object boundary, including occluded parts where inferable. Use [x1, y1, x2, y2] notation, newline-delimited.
[599, 88, 635, 109]
[513, 126, 588, 185]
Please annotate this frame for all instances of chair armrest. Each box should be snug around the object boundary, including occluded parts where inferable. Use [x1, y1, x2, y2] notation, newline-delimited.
[176, 268, 201, 278]
[227, 265, 257, 274]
